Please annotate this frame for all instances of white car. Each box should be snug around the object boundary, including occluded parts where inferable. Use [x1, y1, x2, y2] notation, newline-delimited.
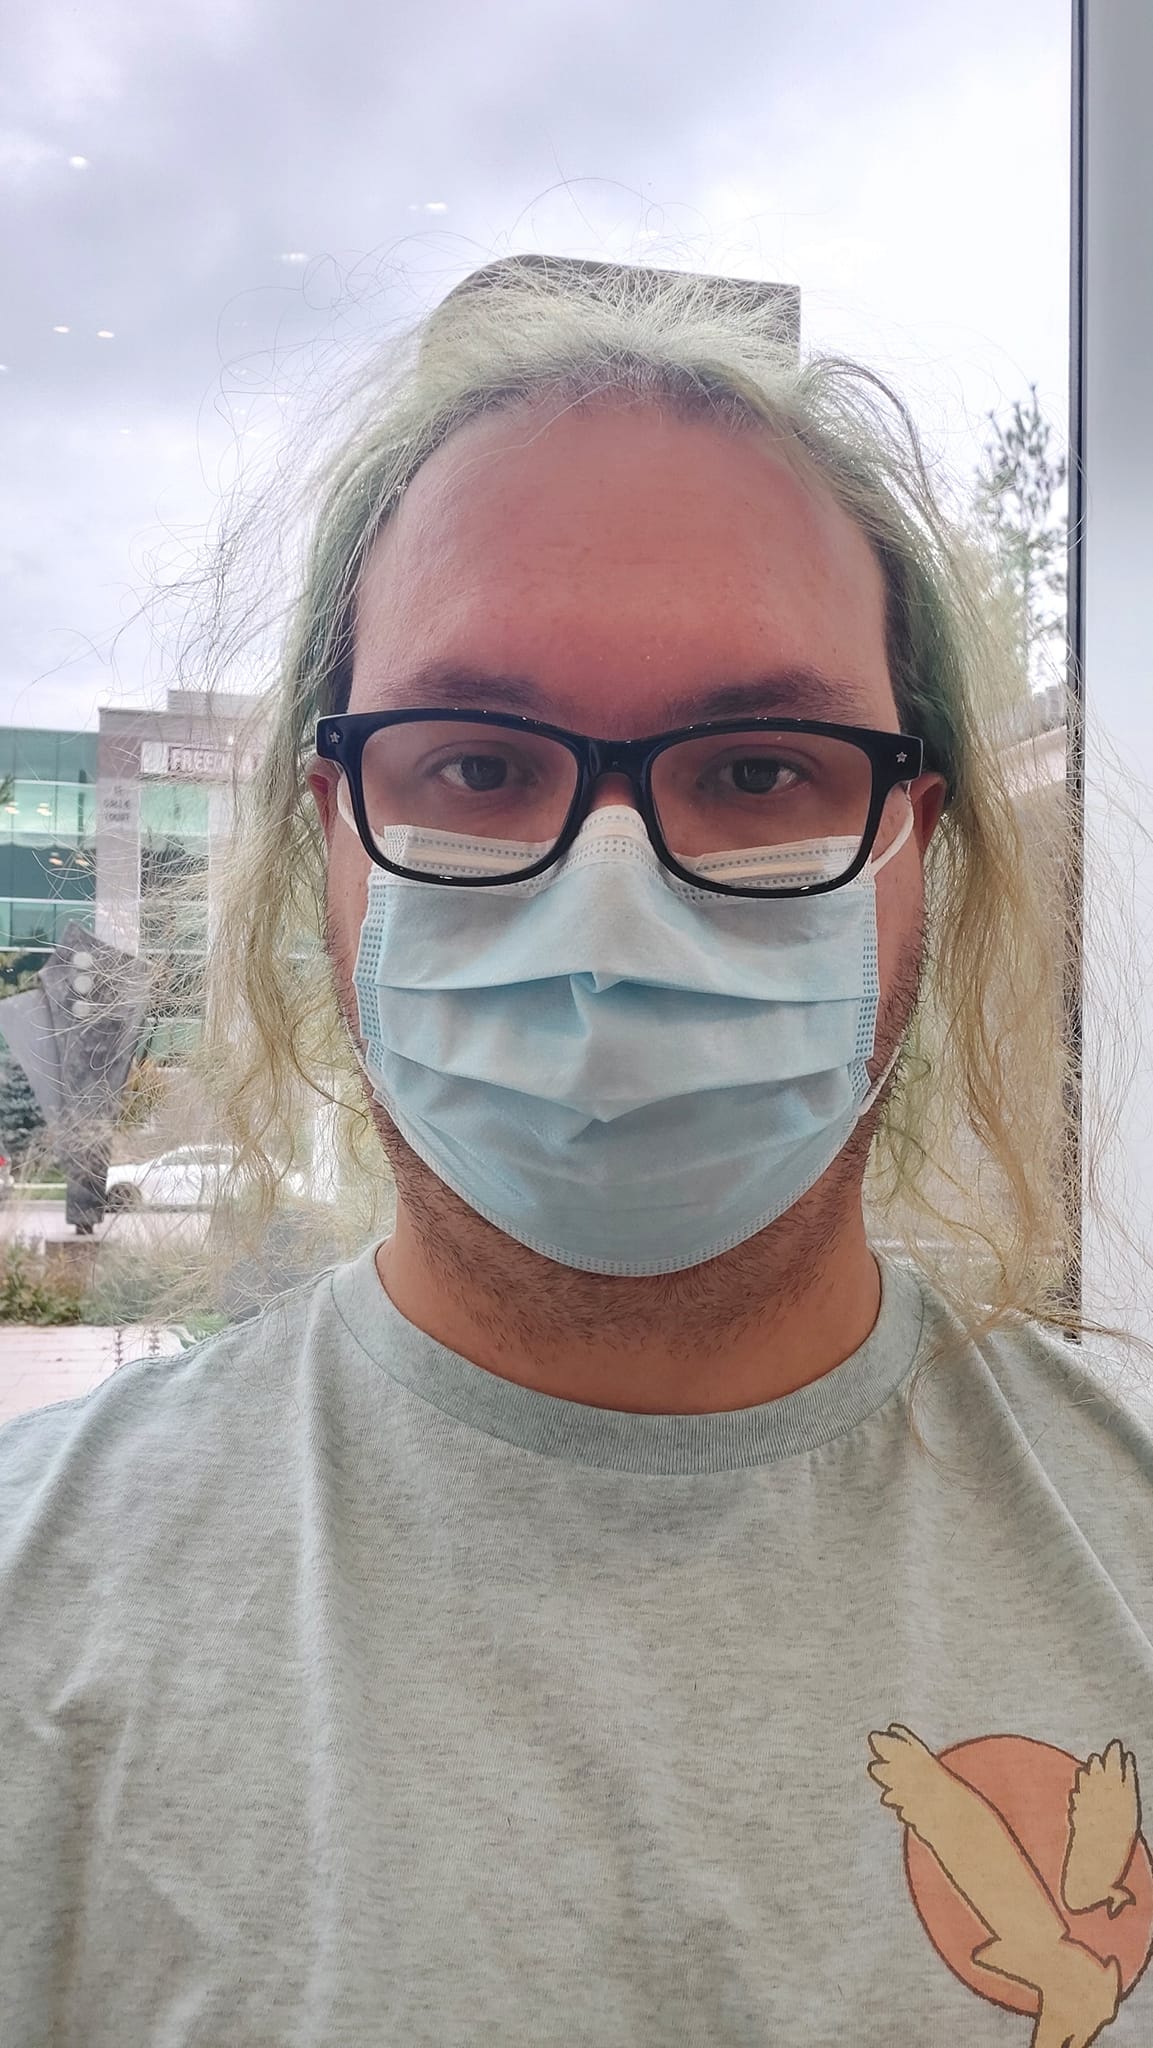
[105, 1146, 307, 1211]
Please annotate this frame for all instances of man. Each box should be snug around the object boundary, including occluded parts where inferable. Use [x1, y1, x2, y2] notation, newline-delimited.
[2, 259, 1151, 2048]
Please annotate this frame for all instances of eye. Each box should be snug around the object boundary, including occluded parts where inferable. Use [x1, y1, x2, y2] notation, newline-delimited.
[719, 755, 805, 796]
[694, 750, 810, 798]
[431, 748, 539, 793]
[439, 753, 511, 792]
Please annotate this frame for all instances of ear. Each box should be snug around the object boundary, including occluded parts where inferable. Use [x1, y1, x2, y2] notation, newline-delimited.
[910, 772, 948, 854]
[307, 756, 340, 848]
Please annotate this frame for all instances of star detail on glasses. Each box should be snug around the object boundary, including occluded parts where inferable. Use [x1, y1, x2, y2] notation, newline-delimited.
[897, 751, 908, 764]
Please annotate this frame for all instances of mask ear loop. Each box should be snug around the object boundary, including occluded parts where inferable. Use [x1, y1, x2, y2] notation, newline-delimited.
[868, 791, 916, 876]
[855, 793, 918, 1118]
[335, 776, 361, 836]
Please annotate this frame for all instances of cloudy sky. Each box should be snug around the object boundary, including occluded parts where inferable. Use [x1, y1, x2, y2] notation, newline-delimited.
[1, 0, 1071, 732]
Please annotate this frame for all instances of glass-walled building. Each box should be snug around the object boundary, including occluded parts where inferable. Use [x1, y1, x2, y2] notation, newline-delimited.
[2, 689, 265, 1059]
[0, 727, 99, 953]
[96, 688, 263, 1058]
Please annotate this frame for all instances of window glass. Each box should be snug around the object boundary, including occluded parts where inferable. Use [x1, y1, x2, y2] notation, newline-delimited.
[146, 1018, 202, 1063]
[140, 782, 211, 841]
[0, 845, 96, 898]
[3, 900, 95, 947]
[53, 733, 96, 782]
[9, 902, 54, 947]
[0, 781, 95, 841]
[2, 0, 1075, 1291]
[138, 859, 208, 957]
[1079, 4, 1153, 1344]
[3, 729, 96, 781]
[1, 2, 1071, 740]
[12, 732, 65, 780]
[3, 782, 58, 837]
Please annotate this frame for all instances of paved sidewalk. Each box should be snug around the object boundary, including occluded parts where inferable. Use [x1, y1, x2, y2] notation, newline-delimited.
[0, 1325, 187, 1429]
[1, 1198, 206, 1250]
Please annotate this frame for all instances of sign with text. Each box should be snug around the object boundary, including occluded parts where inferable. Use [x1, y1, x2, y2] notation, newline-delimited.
[139, 741, 260, 781]
[98, 779, 138, 831]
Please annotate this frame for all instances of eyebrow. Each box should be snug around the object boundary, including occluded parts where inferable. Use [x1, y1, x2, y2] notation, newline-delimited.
[376, 660, 880, 728]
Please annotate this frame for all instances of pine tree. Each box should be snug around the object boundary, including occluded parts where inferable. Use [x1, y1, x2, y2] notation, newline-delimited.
[971, 383, 1068, 695]
[0, 1052, 46, 1166]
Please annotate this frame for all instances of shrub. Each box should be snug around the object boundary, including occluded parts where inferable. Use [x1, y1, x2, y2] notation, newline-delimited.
[0, 1245, 86, 1324]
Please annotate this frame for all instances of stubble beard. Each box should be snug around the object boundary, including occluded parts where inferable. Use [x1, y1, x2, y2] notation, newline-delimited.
[328, 910, 925, 1367]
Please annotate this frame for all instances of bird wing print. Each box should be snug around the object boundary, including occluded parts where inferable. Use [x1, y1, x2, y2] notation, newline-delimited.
[1062, 1742, 1142, 1918]
[868, 1724, 1122, 2048]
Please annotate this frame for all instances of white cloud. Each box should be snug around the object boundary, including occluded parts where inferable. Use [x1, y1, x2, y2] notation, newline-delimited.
[0, 0, 1073, 726]
[0, 126, 56, 182]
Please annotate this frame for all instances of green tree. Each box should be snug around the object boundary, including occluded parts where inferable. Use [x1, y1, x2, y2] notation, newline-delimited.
[971, 383, 1068, 696]
[0, 1049, 46, 1166]
[0, 948, 45, 994]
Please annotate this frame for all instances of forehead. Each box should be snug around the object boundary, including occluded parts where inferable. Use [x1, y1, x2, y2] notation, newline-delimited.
[350, 399, 896, 732]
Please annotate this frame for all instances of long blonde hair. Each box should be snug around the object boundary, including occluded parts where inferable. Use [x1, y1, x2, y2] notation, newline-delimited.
[180, 258, 1109, 1368]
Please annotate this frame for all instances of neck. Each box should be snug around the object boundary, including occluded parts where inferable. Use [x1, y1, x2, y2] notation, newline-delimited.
[373, 1197, 883, 1415]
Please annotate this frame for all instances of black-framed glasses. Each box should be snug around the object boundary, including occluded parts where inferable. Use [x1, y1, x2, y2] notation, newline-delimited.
[315, 709, 927, 898]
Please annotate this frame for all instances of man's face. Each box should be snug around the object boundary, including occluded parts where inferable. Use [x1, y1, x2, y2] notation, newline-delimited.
[312, 397, 946, 1037]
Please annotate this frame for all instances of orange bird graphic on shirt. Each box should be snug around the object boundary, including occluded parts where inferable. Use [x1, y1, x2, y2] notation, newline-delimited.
[869, 1725, 1147, 2048]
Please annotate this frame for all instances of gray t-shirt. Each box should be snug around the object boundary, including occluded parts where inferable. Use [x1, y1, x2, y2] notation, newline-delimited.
[3, 1243, 1153, 2048]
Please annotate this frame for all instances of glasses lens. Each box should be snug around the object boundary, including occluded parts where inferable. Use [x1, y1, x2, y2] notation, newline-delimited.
[358, 722, 579, 877]
[651, 729, 873, 890]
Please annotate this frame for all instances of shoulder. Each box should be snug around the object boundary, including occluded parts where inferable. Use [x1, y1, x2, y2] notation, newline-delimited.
[0, 1268, 338, 1553]
[906, 1264, 1153, 1579]
[947, 1291, 1153, 1465]
[983, 1304, 1153, 1520]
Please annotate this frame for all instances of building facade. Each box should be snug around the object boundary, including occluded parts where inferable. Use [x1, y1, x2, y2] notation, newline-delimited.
[0, 725, 98, 953]
[2, 688, 264, 1055]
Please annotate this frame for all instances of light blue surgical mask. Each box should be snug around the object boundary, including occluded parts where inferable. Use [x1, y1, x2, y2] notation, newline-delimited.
[350, 800, 914, 1276]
